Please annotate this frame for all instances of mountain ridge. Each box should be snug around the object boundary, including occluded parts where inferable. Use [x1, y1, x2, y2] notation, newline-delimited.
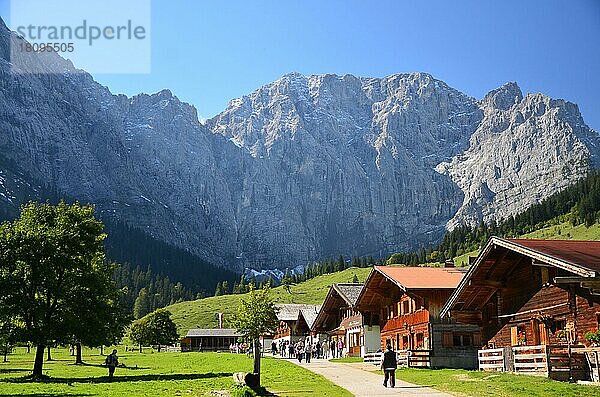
[0, 19, 598, 271]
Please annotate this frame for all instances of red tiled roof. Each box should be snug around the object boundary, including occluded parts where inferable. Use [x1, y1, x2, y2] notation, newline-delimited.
[375, 266, 467, 289]
[506, 239, 600, 273]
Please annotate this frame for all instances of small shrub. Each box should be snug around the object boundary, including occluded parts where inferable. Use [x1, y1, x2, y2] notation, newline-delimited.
[231, 385, 257, 397]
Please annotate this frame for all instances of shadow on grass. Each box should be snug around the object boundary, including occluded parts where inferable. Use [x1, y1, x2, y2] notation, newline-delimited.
[67, 362, 150, 370]
[0, 394, 92, 397]
[7, 372, 233, 384]
[0, 368, 30, 373]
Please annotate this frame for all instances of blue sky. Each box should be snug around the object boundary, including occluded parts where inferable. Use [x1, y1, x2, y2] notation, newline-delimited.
[2, 0, 600, 130]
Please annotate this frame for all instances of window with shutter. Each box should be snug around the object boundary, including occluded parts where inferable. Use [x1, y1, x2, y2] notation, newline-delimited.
[510, 326, 518, 346]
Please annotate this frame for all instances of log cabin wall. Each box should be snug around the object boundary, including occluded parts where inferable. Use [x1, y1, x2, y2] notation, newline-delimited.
[488, 283, 600, 348]
[468, 256, 600, 348]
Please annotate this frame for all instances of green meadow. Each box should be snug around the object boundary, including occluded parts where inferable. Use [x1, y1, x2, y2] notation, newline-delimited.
[167, 267, 372, 334]
[0, 347, 350, 397]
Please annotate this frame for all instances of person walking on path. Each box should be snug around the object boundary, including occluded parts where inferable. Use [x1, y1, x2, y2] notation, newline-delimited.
[305, 342, 312, 363]
[105, 349, 119, 381]
[337, 339, 344, 358]
[330, 340, 336, 358]
[315, 341, 322, 359]
[296, 340, 305, 363]
[381, 343, 397, 388]
[271, 341, 277, 356]
[288, 340, 295, 358]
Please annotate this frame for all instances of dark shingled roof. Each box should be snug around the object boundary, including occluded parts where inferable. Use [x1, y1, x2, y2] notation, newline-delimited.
[506, 238, 600, 274]
[275, 304, 320, 322]
[333, 283, 364, 306]
[299, 306, 321, 329]
[185, 328, 242, 337]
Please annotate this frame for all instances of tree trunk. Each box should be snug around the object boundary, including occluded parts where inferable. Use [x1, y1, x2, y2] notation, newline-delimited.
[33, 345, 45, 378]
[158, 344, 161, 352]
[27, 344, 31, 354]
[46, 346, 52, 361]
[75, 343, 83, 364]
[253, 339, 261, 386]
[3, 351, 7, 362]
[139, 343, 143, 353]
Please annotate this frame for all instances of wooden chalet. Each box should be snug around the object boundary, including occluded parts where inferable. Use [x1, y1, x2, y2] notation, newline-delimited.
[441, 237, 600, 381]
[356, 265, 480, 368]
[312, 283, 380, 356]
[180, 328, 242, 352]
[273, 304, 320, 343]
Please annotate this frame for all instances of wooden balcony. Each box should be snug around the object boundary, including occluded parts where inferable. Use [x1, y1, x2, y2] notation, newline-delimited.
[382, 309, 429, 332]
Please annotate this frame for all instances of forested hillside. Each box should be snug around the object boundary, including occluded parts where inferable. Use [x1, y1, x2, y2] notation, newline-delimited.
[387, 172, 600, 265]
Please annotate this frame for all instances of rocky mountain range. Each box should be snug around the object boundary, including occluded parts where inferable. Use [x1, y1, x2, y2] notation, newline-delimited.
[1, 19, 598, 270]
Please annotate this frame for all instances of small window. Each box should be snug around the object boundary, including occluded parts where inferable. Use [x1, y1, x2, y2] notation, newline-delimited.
[452, 333, 474, 347]
[403, 300, 410, 314]
[453, 334, 461, 347]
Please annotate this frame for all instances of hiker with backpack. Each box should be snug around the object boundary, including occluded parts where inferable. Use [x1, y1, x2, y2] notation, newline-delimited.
[105, 349, 119, 380]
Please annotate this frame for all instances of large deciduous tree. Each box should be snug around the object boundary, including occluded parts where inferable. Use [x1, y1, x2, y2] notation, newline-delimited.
[232, 286, 279, 387]
[129, 309, 179, 352]
[0, 202, 130, 377]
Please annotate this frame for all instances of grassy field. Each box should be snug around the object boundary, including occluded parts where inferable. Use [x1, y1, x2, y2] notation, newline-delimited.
[522, 219, 600, 240]
[167, 267, 372, 334]
[0, 347, 351, 397]
[382, 367, 600, 397]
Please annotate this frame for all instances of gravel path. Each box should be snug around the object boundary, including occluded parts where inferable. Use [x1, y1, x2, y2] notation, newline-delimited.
[285, 358, 452, 396]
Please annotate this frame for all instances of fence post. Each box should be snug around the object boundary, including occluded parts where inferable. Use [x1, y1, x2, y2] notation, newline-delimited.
[545, 345, 550, 378]
[504, 346, 514, 372]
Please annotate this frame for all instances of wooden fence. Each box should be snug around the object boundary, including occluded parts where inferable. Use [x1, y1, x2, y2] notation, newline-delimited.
[478, 348, 505, 371]
[363, 349, 431, 368]
[478, 345, 594, 381]
[584, 349, 600, 382]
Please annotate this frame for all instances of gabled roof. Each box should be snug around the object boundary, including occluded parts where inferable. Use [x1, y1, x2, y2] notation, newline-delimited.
[299, 306, 321, 329]
[333, 283, 364, 306]
[186, 328, 242, 337]
[275, 304, 320, 322]
[440, 237, 600, 318]
[355, 266, 467, 313]
[374, 266, 467, 290]
[311, 283, 364, 332]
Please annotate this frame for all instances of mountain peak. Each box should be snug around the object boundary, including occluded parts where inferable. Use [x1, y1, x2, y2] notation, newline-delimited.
[482, 82, 523, 111]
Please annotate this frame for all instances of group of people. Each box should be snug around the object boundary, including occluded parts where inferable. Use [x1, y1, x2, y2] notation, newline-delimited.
[228, 342, 251, 354]
[270, 337, 347, 361]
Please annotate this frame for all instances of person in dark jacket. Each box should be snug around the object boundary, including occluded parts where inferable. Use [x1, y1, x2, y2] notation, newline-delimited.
[105, 349, 119, 381]
[381, 344, 397, 387]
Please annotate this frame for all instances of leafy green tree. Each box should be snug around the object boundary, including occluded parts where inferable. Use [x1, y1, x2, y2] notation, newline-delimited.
[133, 288, 151, 319]
[130, 309, 179, 352]
[232, 286, 279, 387]
[0, 321, 17, 363]
[281, 270, 293, 294]
[0, 202, 129, 377]
[351, 274, 359, 283]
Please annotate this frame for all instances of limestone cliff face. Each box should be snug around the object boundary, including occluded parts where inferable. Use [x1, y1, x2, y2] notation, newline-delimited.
[436, 82, 600, 229]
[208, 72, 482, 265]
[1, 19, 598, 269]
